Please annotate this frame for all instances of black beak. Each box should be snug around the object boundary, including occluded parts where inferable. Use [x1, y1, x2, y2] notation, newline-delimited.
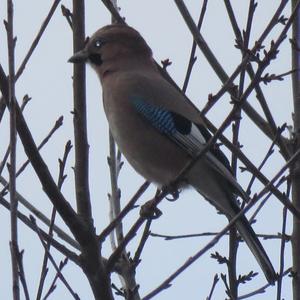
[68, 50, 89, 63]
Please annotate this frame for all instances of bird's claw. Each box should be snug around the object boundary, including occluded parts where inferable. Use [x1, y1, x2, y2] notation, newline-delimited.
[166, 189, 181, 201]
[140, 200, 162, 219]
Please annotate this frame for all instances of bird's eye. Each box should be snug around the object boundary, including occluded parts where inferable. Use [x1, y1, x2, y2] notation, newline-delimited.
[94, 39, 103, 48]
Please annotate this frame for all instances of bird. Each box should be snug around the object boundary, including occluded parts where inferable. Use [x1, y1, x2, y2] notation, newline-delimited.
[69, 23, 277, 284]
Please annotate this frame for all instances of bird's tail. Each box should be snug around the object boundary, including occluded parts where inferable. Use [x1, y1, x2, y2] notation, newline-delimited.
[233, 212, 277, 284]
[190, 173, 276, 283]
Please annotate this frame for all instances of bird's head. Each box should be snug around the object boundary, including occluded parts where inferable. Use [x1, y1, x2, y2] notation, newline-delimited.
[68, 24, 153, 78]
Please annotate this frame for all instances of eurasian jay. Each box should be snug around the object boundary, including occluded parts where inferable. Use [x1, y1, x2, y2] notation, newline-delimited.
[69, 24, 276, 283]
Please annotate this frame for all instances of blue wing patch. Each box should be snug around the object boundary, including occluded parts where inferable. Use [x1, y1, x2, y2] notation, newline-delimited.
[130, 96, 232, 174]
[132, 96, 177, 135]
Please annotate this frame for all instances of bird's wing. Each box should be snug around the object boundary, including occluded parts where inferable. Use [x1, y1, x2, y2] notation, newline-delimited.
[131, 95, 246, 198]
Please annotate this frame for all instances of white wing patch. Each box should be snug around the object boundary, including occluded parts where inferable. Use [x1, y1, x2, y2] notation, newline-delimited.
[173, 123, 206, 155]
[172, 123, 247, 199]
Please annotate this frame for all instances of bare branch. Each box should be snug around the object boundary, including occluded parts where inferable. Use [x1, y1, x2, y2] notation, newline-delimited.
[182, 0, 208, 93]
[36, 141, 73, 300]
[16, 250, 30, 300]
[0, 177, 79, 249]
[61, 4, 73, 29]
[133, 219, 152, 266]
[107, 192, 165, 271]
[238, 268, 291, 299]
[6, 1, 19, 298]
[291, 2, 300, 297]
[206, 274, 219, 300]
[98, 181, 149, 242]
[100, 0, 125, 23]
[15, 0, 61, 80]
[0, 0, 61, 123]
[107, 131, 123, 250]
[30, 216, 80, 300]
[0, 116, 64, 197]
[0, 194, 80, 262]
[43, 259, 68, 300]
[150, 231, 289, 241]
[71, 0, 92, 222]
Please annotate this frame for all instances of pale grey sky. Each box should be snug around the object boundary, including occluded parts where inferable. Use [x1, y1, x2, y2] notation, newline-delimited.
[0, 1, 293, 299]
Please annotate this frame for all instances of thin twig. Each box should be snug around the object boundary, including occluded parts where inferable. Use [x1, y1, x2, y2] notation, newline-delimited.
[107, 122, 141, 299]
[228, 1, 252, 289]
[182, 0, 208, 93]
[206, 274, 219, 300]
[61, 5, 73, 29]
[221, 274, 234, 299]
[133, 219, 152, 265]
[107, 131, 123, 250]
[0, 0, 61, 124]
[237, 268, 292, 299]
[227, 3, 257, 293]
[16, 250, 30, 300]
[0, 195, 80, 264]
[42, 258, 68, 300]
[98, 181, 149, 242]
[16, 0, 61, 80]
[261, 68, 300, 84]
[36, 141, 72, 300]
[249, 174, 287, 224]
[228, 227, 238, 298]
[245, 125, 285, 195]
[100, 0, 125, 23]
[0, 95, 30, 177]
[0, 116, 64, 197]
[277, 207, 288, 300]
[0, 177, 79, 250]
[30, 216, 80, 300]
[150, 231, 289, 241]
[107, 191, 166, 271]
[277, 180, 290, 300]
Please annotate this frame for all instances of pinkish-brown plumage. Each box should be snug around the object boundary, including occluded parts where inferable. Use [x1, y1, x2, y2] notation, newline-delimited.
[69, 24, 276, 284]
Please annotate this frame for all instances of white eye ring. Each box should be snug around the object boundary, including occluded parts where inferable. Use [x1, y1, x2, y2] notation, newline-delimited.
[94, 40, 103, 48]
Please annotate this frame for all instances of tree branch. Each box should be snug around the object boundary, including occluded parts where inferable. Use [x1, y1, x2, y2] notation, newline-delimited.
[291, 1, 300, 298]
[71, 0, 92, 222]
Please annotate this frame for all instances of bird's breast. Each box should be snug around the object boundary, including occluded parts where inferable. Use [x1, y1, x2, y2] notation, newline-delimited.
[102, 90, 190, 186]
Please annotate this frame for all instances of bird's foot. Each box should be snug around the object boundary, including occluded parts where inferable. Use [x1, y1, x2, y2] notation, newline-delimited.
[140, 199, 162, 219]
[166, 189, 181, 201]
